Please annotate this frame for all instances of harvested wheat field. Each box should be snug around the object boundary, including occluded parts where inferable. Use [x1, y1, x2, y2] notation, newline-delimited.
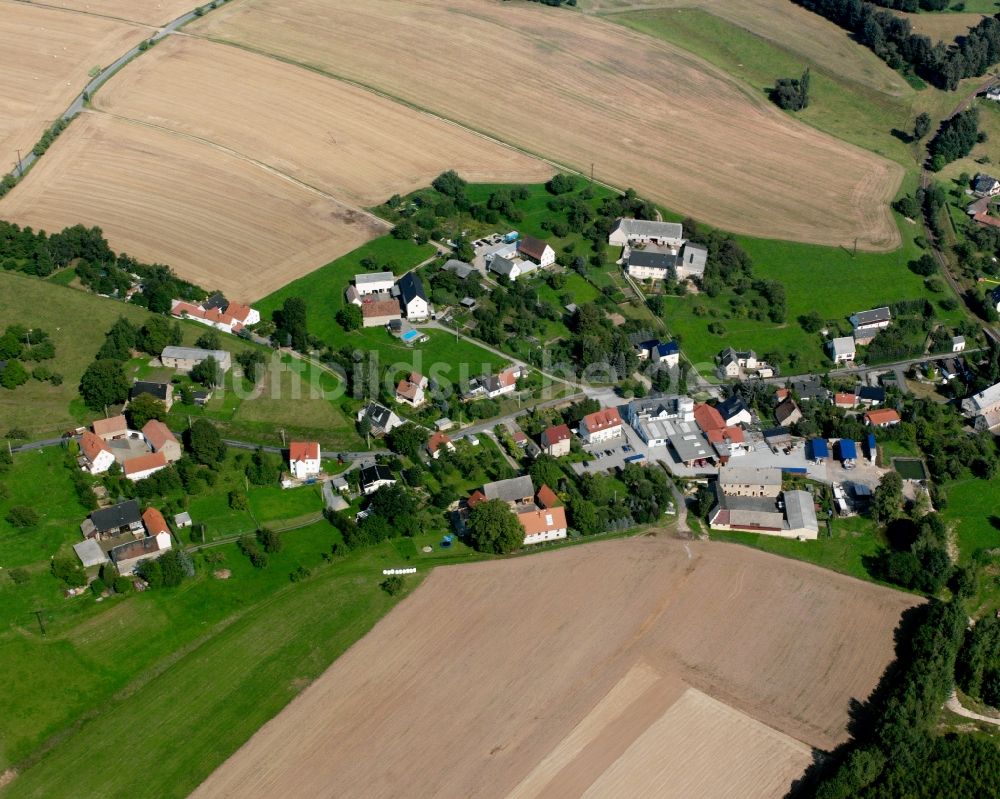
[579, 0, 913, 97]
[94, 35, 553, 206]
[191, 0, 902, 250]
[33, 0, 198, 26]
[0, 113, 385, 300]
[900, 11, 987, 42]
[0, 1, 145, 174]
[192, 538, 919, 799]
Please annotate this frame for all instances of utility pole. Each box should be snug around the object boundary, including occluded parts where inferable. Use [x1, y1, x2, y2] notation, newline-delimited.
[33, 609, 46, 636]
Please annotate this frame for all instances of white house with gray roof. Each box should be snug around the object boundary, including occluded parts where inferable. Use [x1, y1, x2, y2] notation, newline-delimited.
[354, 272, 395, 296]
[828, 336, 856, 363]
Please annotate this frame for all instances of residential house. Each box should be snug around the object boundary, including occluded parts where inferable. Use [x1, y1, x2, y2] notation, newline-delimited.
[952, 336, 966, 353]
[124, 452, 168, 482]
[472, 477, 567, 546]
[718, 466, 783, 498]
[142, 420, 182, 463]
[130, 381, 174, 411]
[357, 402, 403, 436]
[426, 431, 455, 460]
[654, 341, 680, 368]
[80, 500, 143, 539]
[79, 431, 115, 475]
[395, 372, 428, 407]
[962, 381, 1000, 432]
[481, 366, 521, 399]
[635, 339, 661, 361]
[489, 255, 524, 281]
[974, 173, 1000, 197]
[398, 273, 430, 320]
[579, 407, 623, 444]
[833, 392, 856, 409]
[856, 386, 886, 407]
[170, 296, 259, 335]
[289, 441, 321, 480]
[354, 271, 395, 296]
[92, 415, 128, 441]
[625, 250, 676, 281]
[865, 409, 901, 428]
[359, 464, 396, 496]
[717, 348, 770, 379]
[540, 424, 573, 457]
[850, 307, 891, 344]
[986, 86, 1000, 102]
[828, 336, 856, 364]
[518, 498, 567, 545]
[517, 236, 555, 268]
[789, 376, 829, 403]
[161, 346, 232, 373]
[775, 398, 802, 427]
[608, 219, 684, 248]
[716, 396, 753, 427]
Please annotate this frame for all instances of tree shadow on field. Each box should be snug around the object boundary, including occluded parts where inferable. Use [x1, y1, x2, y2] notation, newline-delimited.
[781, 603, 929, 798]
[989, 515, 1000, 531]
[891, 128, 914, 144]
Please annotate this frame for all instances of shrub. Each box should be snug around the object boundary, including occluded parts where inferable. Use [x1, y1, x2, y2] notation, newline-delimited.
[6, 505, 39, 528]
[380, 575, 405, 595]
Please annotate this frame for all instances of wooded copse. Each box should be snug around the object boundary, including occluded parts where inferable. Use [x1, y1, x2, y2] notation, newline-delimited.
[795, 0, 1000, 90]
[927, 108, 980, 171]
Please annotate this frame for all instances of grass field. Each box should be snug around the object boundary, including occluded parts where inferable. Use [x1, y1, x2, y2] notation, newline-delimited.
[0, 113, 387, 302]
[941, 478, 1000, 565]
[612, 8, 918, 168]
[661, 204, 963, 372]
[191, 0, 903, 250]
[0, 2, 145, 172]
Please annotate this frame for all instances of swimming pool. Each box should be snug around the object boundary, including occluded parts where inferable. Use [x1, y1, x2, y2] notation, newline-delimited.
[401, 330, 419, 342]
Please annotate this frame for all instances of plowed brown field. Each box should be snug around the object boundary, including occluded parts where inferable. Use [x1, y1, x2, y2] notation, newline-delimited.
[192, 538, 919, 799]
[191, 0, 904, 250]
[0, 2, 145, 175]
[93, 35, 554, 206]
[0, 113, 385, 301]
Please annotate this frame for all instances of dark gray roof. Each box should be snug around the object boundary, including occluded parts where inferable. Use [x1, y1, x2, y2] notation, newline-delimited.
[974, 173, 999, 192]
[131, 381, 170, 402]
[363, 402, 394, 429]
[360, 464, 394, 487]
[483, 476, 535, 503]
[627, 250, 677, 269]
[110, 534, 162, 564]
[851, 307, 891, 327]
[203, 292, 228, 311]
[490, 255, 518, 277]
[443, 260, 474, 279]
[398, 272, 427, 304]
[857, 386, 886, 402]
[90, 500, 142, 533]
[717, 395, 750, 419]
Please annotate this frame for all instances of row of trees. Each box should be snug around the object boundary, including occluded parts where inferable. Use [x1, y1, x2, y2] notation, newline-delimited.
[796, 0, 1000, 90]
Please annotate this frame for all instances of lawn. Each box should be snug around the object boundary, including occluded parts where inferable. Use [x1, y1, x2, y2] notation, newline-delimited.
[709, 515, 887, 584]
[941, 477, 1000, 565]
[0, 270, 264, 440]
[0, 447, 89, 568]
[661, 204, 964, 373]
[613, 8, 919, 168]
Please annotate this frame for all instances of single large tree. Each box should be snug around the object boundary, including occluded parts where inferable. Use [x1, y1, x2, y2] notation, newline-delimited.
[386, 423, 428, 460]
[274, 297, 309, 351]
[872, 471, 904, 524]
[467, 499, 524, 555]
[79, 359, 129, 410]
[126, 393, 166, 429]
[186, 418, 226, 465]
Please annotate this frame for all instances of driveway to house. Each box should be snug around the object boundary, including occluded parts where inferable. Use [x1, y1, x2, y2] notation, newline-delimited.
[15, 3, 221, 176]
[946, 689, 1000, 726]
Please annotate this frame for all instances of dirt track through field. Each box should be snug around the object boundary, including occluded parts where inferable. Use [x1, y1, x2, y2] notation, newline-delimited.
[92, 35, 554, 206]
[0, 1, 146, 174]
[0, 113, 386, 301]
[191, 0, 904, 250]
[192, 538, 919, 799]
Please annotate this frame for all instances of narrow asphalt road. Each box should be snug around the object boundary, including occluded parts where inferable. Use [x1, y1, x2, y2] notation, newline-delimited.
[14, 3, 215, 177]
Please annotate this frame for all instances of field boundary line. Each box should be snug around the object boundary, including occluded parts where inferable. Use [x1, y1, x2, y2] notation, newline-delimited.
[84, 109, 392, 232]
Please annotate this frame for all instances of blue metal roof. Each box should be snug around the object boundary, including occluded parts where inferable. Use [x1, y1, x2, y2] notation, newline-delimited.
[839, 439, 857, 460]
[657, 341, 679, 355]
[810, 438, 829, 458]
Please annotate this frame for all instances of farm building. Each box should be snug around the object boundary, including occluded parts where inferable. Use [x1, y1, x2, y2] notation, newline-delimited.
[709, 483, 818, 540]
[469, 477, 566, 546]
[123, 452, 169, 482]
[625, 249, 677, 281]
[161, 346, 232, 373]
[142, 420, 182, 463]
[79, 431, 115, 475]
[850, 307, 891, 344]
[718, 466, 782, 498]
[608, 219, 684, 248]
[516, 236, 555, 268]
[80, 500, 143, 540]
[130, 381, 174, 411]
[810, 438, 829, 463]
[170, 296, 259, 334]
[92, 415, 128, 441]
[353, 271, 395, 296]
[361, 297, 402, 328]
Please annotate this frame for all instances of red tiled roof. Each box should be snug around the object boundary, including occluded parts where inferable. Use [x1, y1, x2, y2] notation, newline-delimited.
[536, 484, 560, 509]
[467, 489, 486, 508]
[142, 419, 177, 451]
[834, 392, 856, 407]
[426, 431, 453, 454]
[498, 368, 519, 388]
[775, 388, 789, 402]
[92, 415, 127, 437]
[693, 403, 725, 433]
[865, 409, 901, 426]
[142, 507, 169, 536]
[361, 298, 401, 318]
[517, 505, 567, 536]
[289, 441, 320, 462]
[124, 451, 168, 476]
[582, 408, 622, 432]
[80, 431, 110, 462]
[396, 378, 422, 402]
[541, 424, 572, 447]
